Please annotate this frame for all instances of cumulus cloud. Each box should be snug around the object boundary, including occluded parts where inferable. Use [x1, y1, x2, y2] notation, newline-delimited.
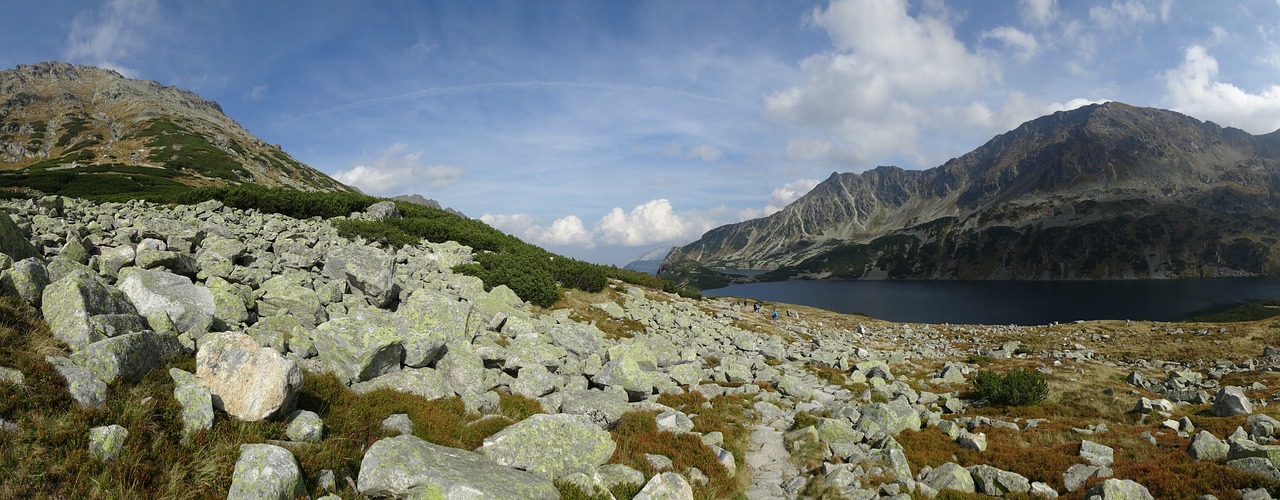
[982, 26, 1040, 63]
[662, 143, 724, 162]
[333, 143, 464, 195]
[1089, 0, 1170, 30]
[65, 0, 160, 77]
[1020, 0, 1058, 26]
[483, 199, 718, 249]
[764, 0, 1000, 167]
[1162, 45, 1280, 134]
[738, 178, 822, 221]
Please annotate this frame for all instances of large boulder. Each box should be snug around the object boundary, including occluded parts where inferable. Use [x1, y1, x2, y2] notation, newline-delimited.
[634, 472, 694, 500]
[350, 367, 451, 400]
[1083, 478, 1154, 500]
[226, 444, 306, 500]
[1211, 386, 1253, 417]
[1080, 439, 1115, 467]
[46, 355, 107, 407]
[0, 210, 39, 260]
[312, 314, 404, 384]
[1189, 430, 1229, 462]
[118, 268, 215, 336]
[478, 413, 617, 479]
[70, 330, 183, 385]
[921, 462, 976, 494]
[323, 244, 397, 308]
[437, 341, 490, 397]
[395, 292, 473, 367]
[196, 332, 303, 421]
[0, 257, 50, 307]
[256, 275, 326, 328]
[594, 352, 654, 401]
[41, 271, 142, 350]
[357, 434, 558, 499]
[856, 400, 922, 437]
[968, 464, 1031, 496]
[559, 389, 631, 428]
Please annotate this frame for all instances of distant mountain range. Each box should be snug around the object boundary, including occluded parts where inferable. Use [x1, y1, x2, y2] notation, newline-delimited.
[622, 247, 672, 275]
[660, 102, 1280, 289]
[0, 62, 351, 196]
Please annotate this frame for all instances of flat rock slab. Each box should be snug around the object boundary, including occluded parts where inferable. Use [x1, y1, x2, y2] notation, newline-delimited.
[478, 413, 616, 479]
[358, 434, 558, 499]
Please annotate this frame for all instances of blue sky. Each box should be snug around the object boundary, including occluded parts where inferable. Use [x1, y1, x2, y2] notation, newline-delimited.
[6, 1, 1280, 265]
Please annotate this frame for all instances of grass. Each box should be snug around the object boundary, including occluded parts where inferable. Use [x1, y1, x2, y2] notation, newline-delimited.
[608, 411, 741, 499]
[0, 295, 545, 498]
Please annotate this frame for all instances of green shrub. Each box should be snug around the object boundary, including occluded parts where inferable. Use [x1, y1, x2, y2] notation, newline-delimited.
[972, 368, 1048, 407]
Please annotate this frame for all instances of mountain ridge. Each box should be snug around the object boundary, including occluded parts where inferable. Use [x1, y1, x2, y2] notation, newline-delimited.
[662, 102, 1280, 287]
[0, 61, 352, 195]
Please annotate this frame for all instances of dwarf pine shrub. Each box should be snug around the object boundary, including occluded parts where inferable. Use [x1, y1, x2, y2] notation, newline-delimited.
[972, 367, 1048, 407]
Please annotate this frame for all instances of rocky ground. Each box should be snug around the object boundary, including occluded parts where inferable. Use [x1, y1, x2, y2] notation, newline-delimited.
[2, 195, 1280, 499]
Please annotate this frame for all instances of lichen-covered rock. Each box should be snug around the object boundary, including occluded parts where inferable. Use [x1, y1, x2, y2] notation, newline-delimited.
[88, 424, 128, 462]
[395, 292, 472, 367]
[594, 352, 653, 401]
[775, 374, 813, 399]
[968, 464, 1031, 496]
[196, 332, 303, 421]
[478, 413, 617, 479]
[226, 444, 306, 500]
[357, 434, 558, 499]
[511, 364, 559, 399]
[351, 367, 450, 400]
[256, 275, 326, 328]
[70, 330, 182, 385]
[856, 400, 922, 437]
[0, 257, 50, 307]
[0, 366, 23, 386]
[0, 210, 39, 261]
[1189, 430, 1229, 462]
[1211, 386, 1253, 417]
[597, 463, 646, 491]
[634, 472, 694, 500]
[46, 355, 107, 407]
[437, 341, 489, 396]
[195, 235, 245, 280]
[323, 244, 397, 308]
[559, 389, 630, 428]
[285, 410, 324, 443]
[41, 271, 141, 350]
[170, 368, 213, 437]
[1083, 478, 1154, 500]
[1080, 439, 1114, 467]
[920, 462, 976, 494]
[312, 314, 404, 384]
[119, 268, 215, 336]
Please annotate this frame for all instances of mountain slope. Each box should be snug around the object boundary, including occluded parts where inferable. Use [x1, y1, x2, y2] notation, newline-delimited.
[0, 61, 352, 195]
[663, 102, 1280, 286]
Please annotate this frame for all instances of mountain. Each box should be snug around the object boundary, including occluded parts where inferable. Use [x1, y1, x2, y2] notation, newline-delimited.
[0, 61, 352, 196]
[661, 102, 1280, 287]
[621, 246, 674, 275]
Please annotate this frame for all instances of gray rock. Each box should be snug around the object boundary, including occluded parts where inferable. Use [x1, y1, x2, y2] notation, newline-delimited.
[0, 257, 50, 307]
[920, 462, 976, 494]
[634, 472, 694, 500]
[205, 276, 251, 327]
[594, 352, 653, 401]
[285, 410, 324, 443]
[357, 434, 558, 499]
[351, 367, 451, 400]
[559, 389, 631, 428]
[968, 464, 1031, 496]
[135, 249, 198, 277]
[170, 368, 214, 437]
[1211, 386, 1253, 417]
[98, 246, 136, 278]
[1080, 439, 1115, 467]
[1030, 481, 1059, 498]
[1228, 457, 1280, 481]
[1083, 478, 1154, 500]
[856, 400, 921, 437]
[71, 330, 182, 385]
[511, 364, 558, 399]
[775, 374, 814, 400]
[195, 236, 245, 280]
[478, 413, 617, 479]
[1063, 463, 1111, 491]
[365, 201, 401, 221]
[226, 444, 306, 500]
[196, 332, 303, 421]
[381, 413, 414, 435]
[645, 453, 674, 471]
[118, 268, 215, 335]
[324, 245, 397, 308]
[394, 293, 471, 368]
[437, 341, 490, 397]
[46, 355, 107, 407]
[59, 232, 92, 264]
[958, 431, 988, 452]
[256, 275, 326, 328]
[597, 463, 646, 491]
[1189, 430, 1229, 462]
[88, 424, 128, 462]
[41, 271, 141, 350]
[0, 366, 23, 386]
[312, 314, 404, 384]
[0, 210, 39, 260]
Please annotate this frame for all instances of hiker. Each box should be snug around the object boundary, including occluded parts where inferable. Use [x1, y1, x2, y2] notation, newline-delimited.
[771, 310, 779, 320]
[753, 301, 761, 313]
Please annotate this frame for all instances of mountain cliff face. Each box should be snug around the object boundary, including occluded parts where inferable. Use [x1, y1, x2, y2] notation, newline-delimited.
[662, 102, 1280, 286]
[0, 61, 352, 195]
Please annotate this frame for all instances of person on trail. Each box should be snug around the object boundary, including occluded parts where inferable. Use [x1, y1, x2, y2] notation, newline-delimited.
[753, 301, 761, 313]
[771, 310, 779, 320]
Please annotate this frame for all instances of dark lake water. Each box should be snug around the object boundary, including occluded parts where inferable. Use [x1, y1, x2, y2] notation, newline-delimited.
[704, 278, 1280, 325]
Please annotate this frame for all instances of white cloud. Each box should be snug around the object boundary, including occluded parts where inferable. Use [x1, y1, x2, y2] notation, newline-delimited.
[248, 84, 269, 101]
[764, 0, 999, 168]
[483, 199, 718, 249]
[1162, 45, 1280, 134]
[738, 178, 822, 221]
[784, 139, 833, 162]
[64, 0, 160, 77]
[662, 143, 724, 162]
[1019, 0, 1057, 26]
[333, 143, 464, 195]
[1089, 0, 1170, 30]
[982, 26, 1040, 63]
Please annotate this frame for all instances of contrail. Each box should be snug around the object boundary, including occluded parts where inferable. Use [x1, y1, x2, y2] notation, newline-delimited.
[270, 80, 734, 128]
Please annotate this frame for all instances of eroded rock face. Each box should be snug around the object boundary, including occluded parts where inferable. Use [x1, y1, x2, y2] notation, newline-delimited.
[357, 434, 558, 499]
[196, 332, 302, 421]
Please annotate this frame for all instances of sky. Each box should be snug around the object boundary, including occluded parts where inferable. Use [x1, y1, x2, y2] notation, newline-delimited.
[6, 1, 1280, 265]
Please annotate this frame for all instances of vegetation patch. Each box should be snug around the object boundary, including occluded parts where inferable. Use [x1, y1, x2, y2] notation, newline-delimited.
[971, 367, 1049, 407]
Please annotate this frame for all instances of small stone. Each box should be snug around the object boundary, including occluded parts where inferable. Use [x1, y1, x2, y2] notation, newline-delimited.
[381, 413, 413, 435]
[634, 472, 694, 500]
[285, 410, 324, 443]
[226, 444, 306, 500]
[88, 424, 128, 462]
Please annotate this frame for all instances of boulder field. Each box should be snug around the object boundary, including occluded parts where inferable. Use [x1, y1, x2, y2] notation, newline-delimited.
[2, 195, 1280, 499]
